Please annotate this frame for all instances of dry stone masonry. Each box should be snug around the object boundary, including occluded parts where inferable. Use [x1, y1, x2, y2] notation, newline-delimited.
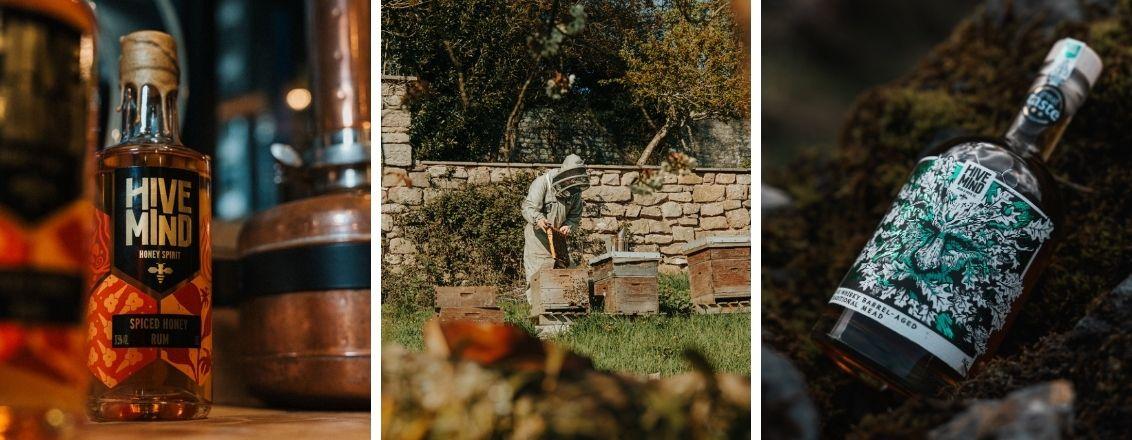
[380, 76, 751, 272]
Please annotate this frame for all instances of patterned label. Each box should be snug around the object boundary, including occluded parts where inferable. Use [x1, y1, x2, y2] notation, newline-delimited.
[830, 154, 1053, 375]
[111, 167, 200, 295]
[88, 167, 212, 388]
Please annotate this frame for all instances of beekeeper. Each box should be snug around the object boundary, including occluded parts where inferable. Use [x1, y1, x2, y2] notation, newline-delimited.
[522, 154, 588, 302]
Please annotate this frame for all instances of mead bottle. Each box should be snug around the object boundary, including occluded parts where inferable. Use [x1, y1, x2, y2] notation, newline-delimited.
[87, 31, 212, 420]
[811, 39, 1102, 395]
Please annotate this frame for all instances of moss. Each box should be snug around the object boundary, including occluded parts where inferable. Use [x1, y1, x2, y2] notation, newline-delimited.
[763, 4, 1132, 437]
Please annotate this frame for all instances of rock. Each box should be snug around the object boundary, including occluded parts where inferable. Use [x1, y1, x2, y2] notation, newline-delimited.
[409, 172, 430, 187]
[629, 219, 651, 235]
[692, 185, 725, 203]
[600, 203, 626, 217]
[641, 206, 662, 218]
[387, 187, 423, 205]
[632, 192, 666, 206]
[677, 173, 703, 184]
[725, 209, 751, 229]
[467, 167, 491, 185]
[702, 173, 715, 184]
[723, 199, 742, 210]
[389, 237, 415, 254]
[668, 192, 692, 202]
[593, 186, 632, 202]
[381, 168, 410, 187]
[700, 216, 728, 230]
[762, 345, 818, 440]
[702, 203, 725, 217]
[382, 132, 410, 144]
[672, 226, 694, 242]
[726, 184, 749, 200]
[383, 143, 412, 167]
[621, 171, 639, 186]
[645, 234, 673, 245]
[601, 173, 619, 185]
[381, 214, 394, 232]
[625, 205, 642, 218]
[681, 203, 700, 215]
[382, 203, 405, 214]
[761, 184, 792, 212]
[929, 381, 1075, 440]
[427, 165, 449, 177]
[661, 184, 687, 193]
[661, 202, 682, 218]
[716, 173, 736, 184]
[659, 244, 684, 254]
[678, 216, 698, 226]
[490, 168, 510, 182]
[736, 174, 751, 185]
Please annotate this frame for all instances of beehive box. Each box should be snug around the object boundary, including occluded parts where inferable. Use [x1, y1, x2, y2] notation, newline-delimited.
[589, 251, 660, 315]
[434, 286, 503, 323]
[438, 307, 505, 323]
[434, 286, 498, 309]
[684, 236, 751, 311]
[529, 268, 589, 315]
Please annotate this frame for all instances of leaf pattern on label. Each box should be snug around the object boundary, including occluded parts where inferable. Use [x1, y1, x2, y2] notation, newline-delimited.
[86, 274, 159, 388]
[89, 206, 112, 291]
[0, 213, 29, 265]
[158, 277, 212, 385]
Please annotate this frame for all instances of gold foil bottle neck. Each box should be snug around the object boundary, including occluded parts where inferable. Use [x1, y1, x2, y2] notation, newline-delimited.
[118, 30, 179, 95]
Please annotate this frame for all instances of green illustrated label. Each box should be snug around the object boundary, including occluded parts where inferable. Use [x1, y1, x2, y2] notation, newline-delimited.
[829, 153, 1053, 375]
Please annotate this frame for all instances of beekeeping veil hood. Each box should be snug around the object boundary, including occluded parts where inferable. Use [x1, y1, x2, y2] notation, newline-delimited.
[550, 154, 589, 198]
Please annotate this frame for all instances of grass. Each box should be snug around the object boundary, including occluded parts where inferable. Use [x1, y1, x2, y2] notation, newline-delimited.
[381, 273, 751, 376]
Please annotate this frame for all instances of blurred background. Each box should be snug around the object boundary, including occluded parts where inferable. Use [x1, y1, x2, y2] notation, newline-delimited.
[761, 0, 979, 168]
[94, 0, 311, 220]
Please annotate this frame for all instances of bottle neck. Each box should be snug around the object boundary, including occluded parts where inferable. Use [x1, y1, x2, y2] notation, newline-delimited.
[119, 83, 181, 146]
[1002, 71, 1090, 161]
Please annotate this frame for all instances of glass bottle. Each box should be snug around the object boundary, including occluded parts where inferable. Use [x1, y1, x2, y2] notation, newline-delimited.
[811, 38, 1102, 395]
[87, 31, 212, 421]
[0, 1, 97, 438]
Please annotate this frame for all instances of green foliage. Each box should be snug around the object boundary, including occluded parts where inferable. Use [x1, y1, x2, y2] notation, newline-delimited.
[658, 272, 694, 315]
[390, 172, 597, 301]
[382, 1, 651, 162]
[614, 0, 750, 164]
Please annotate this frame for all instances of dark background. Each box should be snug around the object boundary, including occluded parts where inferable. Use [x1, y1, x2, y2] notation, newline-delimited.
[761, 0, 979, 168]
[94, 0, 311, 220]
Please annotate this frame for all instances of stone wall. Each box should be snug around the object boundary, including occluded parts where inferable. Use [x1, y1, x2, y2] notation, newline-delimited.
[379, 74, 752, 272]
[381, 162, 751, 272]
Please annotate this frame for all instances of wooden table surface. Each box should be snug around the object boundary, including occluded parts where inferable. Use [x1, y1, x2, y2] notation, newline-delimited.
[78, 406, 370, 439]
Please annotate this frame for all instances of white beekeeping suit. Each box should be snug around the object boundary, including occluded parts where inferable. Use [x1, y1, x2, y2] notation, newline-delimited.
[522, 154, 585, 302]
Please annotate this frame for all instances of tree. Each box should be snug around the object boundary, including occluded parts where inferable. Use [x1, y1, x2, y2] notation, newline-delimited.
[382, 0, 649, 163]
[616, 0, 750, 165]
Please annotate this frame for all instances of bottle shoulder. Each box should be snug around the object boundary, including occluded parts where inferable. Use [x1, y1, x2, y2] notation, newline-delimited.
[924, 136, 1062, 220]
[97, 143, 211, 177]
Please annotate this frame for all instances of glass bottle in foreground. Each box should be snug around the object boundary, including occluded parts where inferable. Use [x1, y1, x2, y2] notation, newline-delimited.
[0, 1, 97, 438]
[87, 30, 212, 421]
[811, 38, 1102, 395]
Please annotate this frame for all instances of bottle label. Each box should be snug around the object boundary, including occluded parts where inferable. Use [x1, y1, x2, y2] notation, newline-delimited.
[1022, 85, 1064, 126]
[88, 166, 212, 389]
[829, 155, 1053, 376]
[111, 167, 200, 294]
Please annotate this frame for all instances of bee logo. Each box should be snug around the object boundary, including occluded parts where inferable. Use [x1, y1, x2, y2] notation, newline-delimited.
[148, 263, 173, 284]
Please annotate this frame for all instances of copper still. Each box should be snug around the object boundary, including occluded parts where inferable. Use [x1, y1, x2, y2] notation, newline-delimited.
[237, 0, 370, 409]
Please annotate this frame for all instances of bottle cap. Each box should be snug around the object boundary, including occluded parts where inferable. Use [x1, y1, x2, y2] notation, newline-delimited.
[1043, 38, 1103, 88]
[119, 30, 179, 95]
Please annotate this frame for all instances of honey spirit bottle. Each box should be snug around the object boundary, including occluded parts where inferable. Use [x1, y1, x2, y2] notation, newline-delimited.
[0, 1, 97, 437]
[87, 31, 212, 421]
[811, 39, 1102, 395]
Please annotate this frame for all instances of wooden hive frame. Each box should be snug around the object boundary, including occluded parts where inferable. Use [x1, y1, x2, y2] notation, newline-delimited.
[528, 267, 589, 316]
[434, 285, 504, 323]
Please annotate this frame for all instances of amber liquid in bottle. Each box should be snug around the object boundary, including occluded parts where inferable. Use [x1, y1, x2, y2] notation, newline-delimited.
[87, 31, 212, 421]
[811, 39, 1100, 395]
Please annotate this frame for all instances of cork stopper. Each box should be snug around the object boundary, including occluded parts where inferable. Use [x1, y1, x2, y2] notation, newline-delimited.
[118, 30, 179, 95]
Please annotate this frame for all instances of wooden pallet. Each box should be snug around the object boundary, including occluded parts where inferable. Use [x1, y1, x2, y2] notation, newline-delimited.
[693, 299, 751, 314]
[531, 312, 584, 336]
